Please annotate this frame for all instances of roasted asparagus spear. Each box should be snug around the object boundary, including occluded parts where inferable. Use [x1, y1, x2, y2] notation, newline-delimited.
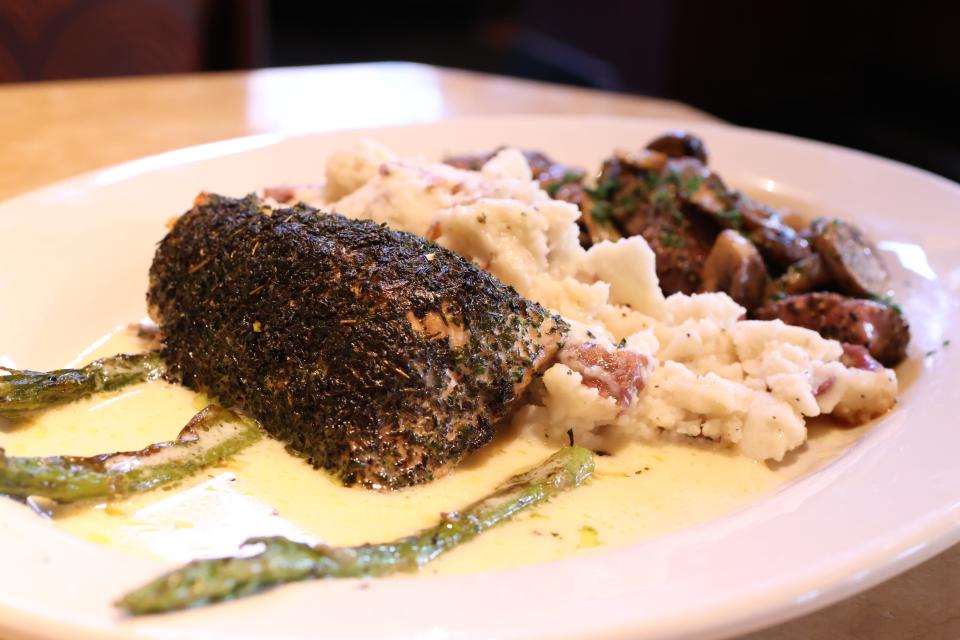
[117, 445, 595, 615]
[0, 352, 165, 417]
[0, 405, 261, 502]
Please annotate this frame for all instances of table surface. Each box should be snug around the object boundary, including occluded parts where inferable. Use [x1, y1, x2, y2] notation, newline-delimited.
[1, 62, 956, 639]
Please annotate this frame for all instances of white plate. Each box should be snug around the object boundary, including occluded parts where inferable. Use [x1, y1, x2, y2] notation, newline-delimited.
[1, 116, 959, 640]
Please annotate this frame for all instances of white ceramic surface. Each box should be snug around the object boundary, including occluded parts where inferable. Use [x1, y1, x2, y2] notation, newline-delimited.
[0, 116, 958, 640]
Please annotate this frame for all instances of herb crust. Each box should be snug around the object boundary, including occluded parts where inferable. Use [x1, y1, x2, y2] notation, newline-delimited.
[148, 194, 566, 488]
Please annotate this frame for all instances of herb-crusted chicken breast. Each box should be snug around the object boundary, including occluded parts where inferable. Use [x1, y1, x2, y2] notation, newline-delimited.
[148, 194, 566, 489]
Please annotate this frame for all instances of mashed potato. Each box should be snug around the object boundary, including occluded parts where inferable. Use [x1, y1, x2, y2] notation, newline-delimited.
[273, 141, 897, 462]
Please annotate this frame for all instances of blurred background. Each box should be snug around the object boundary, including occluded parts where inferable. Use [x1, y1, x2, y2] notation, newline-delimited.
[1, 0, 957, 182]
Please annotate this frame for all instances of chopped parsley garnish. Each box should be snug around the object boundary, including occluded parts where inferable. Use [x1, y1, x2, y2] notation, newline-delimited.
[591, 200, 612, 221]
[651, 188, 675, 208]
[545, 172, 581, 198]
[662, 170, 703, 196]
[660, 230, 686, 248]
[588, 177, 621, 201]
[866, 292, 904, 315]
[717, 208, 743, 229]
[641, 172, 660, 192]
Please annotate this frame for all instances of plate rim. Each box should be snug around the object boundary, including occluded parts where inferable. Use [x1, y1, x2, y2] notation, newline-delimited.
[1, 114, 959, 640]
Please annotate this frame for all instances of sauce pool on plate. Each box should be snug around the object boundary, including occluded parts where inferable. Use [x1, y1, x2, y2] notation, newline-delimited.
[0, 326, 865, 574]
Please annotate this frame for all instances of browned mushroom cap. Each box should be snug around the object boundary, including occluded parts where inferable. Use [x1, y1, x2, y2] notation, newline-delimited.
[811, 218, 890, 298]
[553, 182, 587, 211]
[700, 230, 767, 312]
[732, 194, 788, 230]
[781, 210, 813, 232]
[684, 188, 810, 269]
[748, 224, 812, 268]
[709, 194, 811, 269]
[764, 253, 833, 300]
[444, 148, 585, 195]
[646, 131, 709, 164]
[522, 150, 585, 184]
[610, 148, 669, 174]
[443, 150, 496, 171]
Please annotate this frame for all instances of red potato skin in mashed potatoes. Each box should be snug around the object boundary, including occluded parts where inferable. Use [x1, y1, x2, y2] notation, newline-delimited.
[559, 342, 652, 408]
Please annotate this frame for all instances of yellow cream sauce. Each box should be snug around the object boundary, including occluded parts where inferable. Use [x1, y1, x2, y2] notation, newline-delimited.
[0, 327, 864, 574]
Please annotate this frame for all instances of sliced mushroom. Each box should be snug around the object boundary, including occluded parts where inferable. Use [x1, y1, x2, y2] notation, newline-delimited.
[700, 230, 767, 312]
[609, 148, 669, 175]
[810, 218, 890, 298]
[748, 224, 812, 268]
[781, 210, 813, 232]
[443, 150, 494, 171]
[735, 195, 778, 228]
[764, 253, 832, 300]
[707, 194, 812, 269]
[647, 158, 740, 240]
[646, 131, 709, 164]
[444, 148, 585, 196]
[522, 150, 586, 191]
[554, 181, 587, 207]
[683, 188, 810, 269]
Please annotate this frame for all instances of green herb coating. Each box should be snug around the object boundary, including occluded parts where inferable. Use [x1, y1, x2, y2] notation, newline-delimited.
[0, 405, 261, 503]
[147, 194, 566, 489]
[116, 445, 594, 615]
[0, 352, 165, 418]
